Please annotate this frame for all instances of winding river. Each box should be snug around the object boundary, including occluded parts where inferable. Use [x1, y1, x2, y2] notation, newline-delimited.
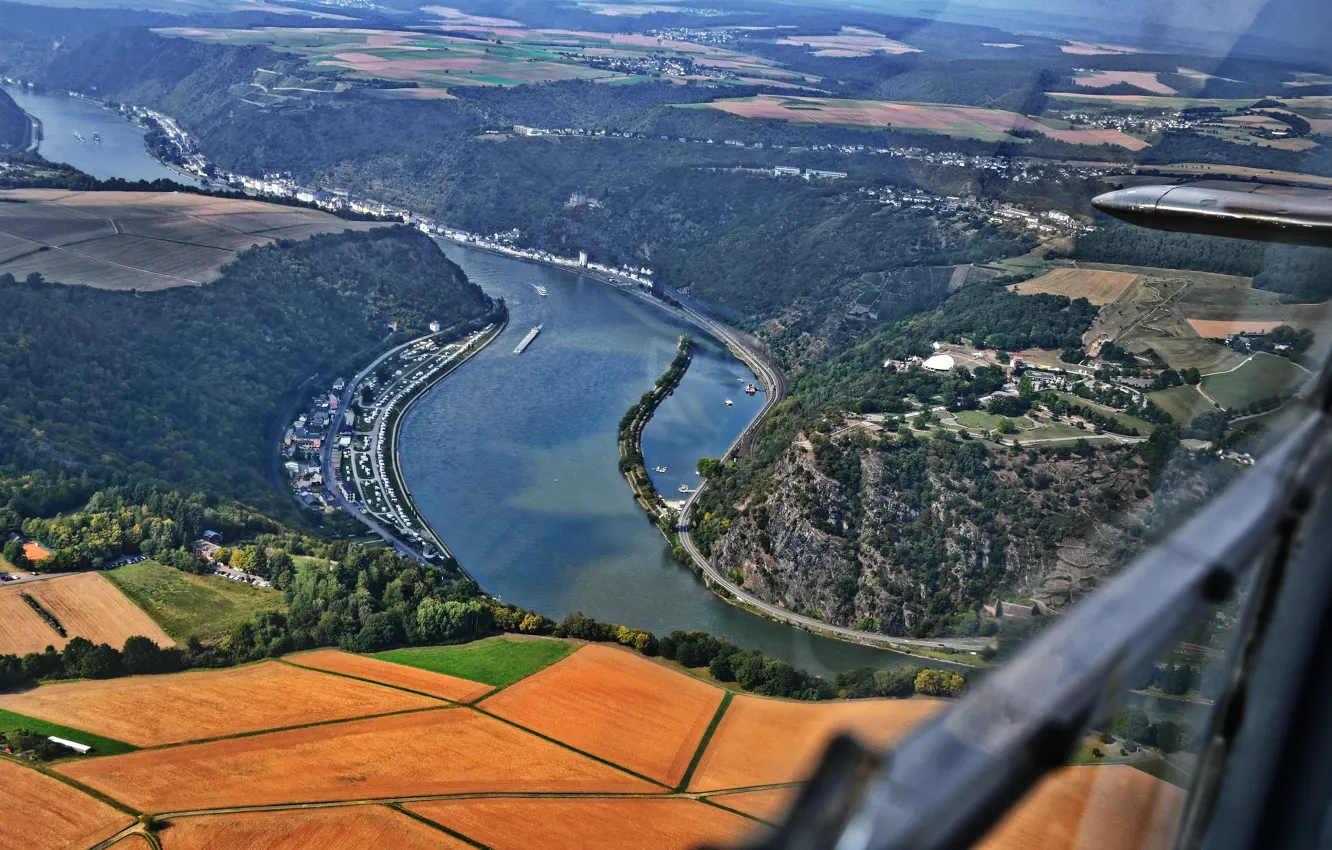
[401, 246, 934, 676]
[9, 85, 927, 676]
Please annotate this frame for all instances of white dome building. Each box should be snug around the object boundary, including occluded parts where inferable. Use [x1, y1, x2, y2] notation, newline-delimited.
[922, 353, 955, 371]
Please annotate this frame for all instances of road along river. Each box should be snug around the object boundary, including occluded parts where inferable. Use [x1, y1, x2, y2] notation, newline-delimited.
[398, 243, 956, 676]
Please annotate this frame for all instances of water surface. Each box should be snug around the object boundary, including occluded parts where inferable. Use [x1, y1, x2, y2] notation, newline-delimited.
[4, 85, 196, 184]
[402, 244, 940, 676]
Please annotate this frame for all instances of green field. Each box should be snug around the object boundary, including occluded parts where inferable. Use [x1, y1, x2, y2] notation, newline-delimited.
[375, 637, 575, 688]
[1149, 385, 1219, 425]
[106, 560, 283, 641]
[1149, 338, 1248, 374]
[1051, 392, 1157, 435]
[1202, 353, 1309, 411]
[0, 708, 137, 757]
[954, 410, 1034, 430]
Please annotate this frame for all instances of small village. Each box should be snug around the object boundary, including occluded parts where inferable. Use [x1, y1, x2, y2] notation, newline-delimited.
[280, 324, 500, 563]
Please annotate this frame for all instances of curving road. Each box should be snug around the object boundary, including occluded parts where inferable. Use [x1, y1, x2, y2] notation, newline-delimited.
[671, 309, 990, 656]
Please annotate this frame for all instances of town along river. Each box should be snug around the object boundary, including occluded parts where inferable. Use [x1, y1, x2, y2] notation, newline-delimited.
[401, 243, 938, 676]
[3, 85, 196, 185]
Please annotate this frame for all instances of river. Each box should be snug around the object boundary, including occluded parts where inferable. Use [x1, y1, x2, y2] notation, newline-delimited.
[7, 81, 930, 676]
[401, 244, 935, 676]
[3, 85, 195, 184]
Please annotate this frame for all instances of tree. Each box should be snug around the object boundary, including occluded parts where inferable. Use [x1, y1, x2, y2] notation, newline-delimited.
[1113, 707, 1154, 745]
[914, 668, 966, 697]
[995, 418, 1016, 435]
[121, 635, 166, 674]
[2, 540, 28, 570]
[1018, 375, 1035, 397]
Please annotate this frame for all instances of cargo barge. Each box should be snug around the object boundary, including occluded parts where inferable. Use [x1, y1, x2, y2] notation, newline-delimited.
[513, 324, 542, 354]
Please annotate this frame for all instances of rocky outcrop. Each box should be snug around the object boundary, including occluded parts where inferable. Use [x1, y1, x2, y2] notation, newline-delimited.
[707, 432, 1152, 636]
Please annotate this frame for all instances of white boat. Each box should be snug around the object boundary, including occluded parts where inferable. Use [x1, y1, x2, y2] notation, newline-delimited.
[678, 485, 691, 493]
[724, 399, 734, 406]
[654, 466, 668, 473]
[533, 285, 548, 297]
[73, 131, 84, 141]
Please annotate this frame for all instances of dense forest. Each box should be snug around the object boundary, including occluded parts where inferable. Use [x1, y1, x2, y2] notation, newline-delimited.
[0, 87, 30, 152]
[0, 226, 495, 509]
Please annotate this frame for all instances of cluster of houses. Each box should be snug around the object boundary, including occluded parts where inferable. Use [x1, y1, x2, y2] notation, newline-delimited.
[1057, 106, 1217, 135]
[282, 382, 351, 511]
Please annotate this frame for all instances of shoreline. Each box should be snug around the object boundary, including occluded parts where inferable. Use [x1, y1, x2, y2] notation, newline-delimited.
[618, 336, 694, 527]
[322, 315, 505, 568]
[384, 321, 506, 564]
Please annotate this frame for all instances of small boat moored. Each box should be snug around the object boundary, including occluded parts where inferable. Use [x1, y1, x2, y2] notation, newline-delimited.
[724, 399, 734, 406]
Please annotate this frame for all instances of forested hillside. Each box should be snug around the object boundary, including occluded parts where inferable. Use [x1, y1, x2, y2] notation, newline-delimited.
[0, 87, 30, 152]
[0, 225, 495, 510]
[1069, 219, 1332, 299]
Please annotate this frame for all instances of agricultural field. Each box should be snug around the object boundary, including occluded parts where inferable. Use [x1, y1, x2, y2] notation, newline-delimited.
[106, 559, 282, 641]
[1149, 385, 1219, 425]
[0, 571, 173, 656]
[698, 96, 1148, 147]
[0, 190, 378, 290]
[375, 635, 574, 687]
[406, 797, 759, 850]
[687, 694, 942, 792]
[285, 648, 494, 702]
[0, 707, 137, 757]
[1201, 353, 1309, 410]
[0, 758, 135, 850]
[58, 707, 658, 811]
[707, 786, 800, 821]
[3, 637, 1191, 846]
[0, 660, 438, 746]
[478, 644, 725, 785]
[1186, 318, 1288, 338]
[1072, 70, 1176, 95]
[157, 25, 800, 92]
[773, 26, 920, 56]
[977, 766, 1184, 850]
[1011, 268, 1138, 305]
[155, 805, 472, 849]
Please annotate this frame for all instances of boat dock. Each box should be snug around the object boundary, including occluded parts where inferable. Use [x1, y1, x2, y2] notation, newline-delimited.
[514, 324, 542, 354]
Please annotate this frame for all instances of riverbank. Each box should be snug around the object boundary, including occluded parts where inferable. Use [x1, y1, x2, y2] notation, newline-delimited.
[322, 316, 505, 567]
[383, 321, 507, 562]
[619, 335, 694, 527]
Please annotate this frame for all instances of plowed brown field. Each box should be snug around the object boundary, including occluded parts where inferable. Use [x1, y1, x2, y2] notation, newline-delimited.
[158, 805, 473, 849]
[0, 660, 437, 746]
[1012, 268, 1139, 305]
[977, 765, 1185, 850]
[0, 757, 133, 850]
[688, 695, 941, 791]
[111, 836, 153, 850]
[1186, 318, 1286, 337]
[0, 190, 380, 290]
[407, 796, 761, 849]
[285, 649, 494, 702]
[0, 571, 173, 656]
[58, 707, 658, 811]
[707, 786, 800, 822]
[479, 644, 724, 785]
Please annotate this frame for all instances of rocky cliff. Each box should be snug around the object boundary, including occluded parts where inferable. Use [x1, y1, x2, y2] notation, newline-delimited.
[708, 431, 1152, 637]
